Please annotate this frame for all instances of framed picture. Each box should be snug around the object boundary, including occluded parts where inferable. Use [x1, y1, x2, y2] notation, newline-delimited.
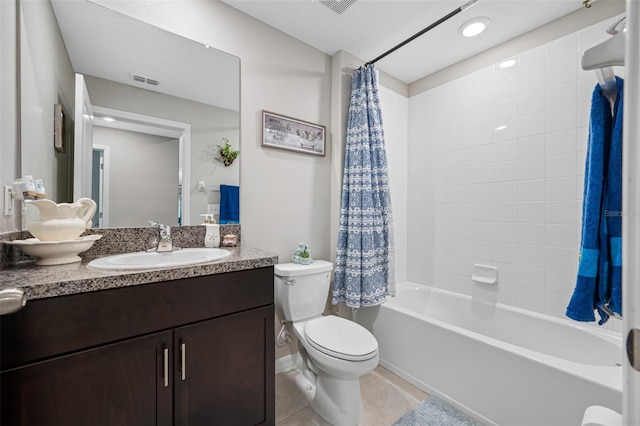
[53, 103, 65, 153]
[262, 110, 326, 156]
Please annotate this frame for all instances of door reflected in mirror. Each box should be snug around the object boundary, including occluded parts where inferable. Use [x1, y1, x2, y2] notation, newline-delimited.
[90, 107, 183, 227]
[20, 0, 240, 227]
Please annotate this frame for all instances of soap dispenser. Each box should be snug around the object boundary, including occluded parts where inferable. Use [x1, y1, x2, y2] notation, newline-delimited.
[201, 214, 220, 248]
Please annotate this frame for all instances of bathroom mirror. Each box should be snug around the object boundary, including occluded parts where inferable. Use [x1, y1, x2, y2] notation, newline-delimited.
[20, 0, 240, 227]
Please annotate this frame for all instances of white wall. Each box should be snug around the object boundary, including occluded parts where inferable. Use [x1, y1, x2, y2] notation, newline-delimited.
[0, 0, 20, 233]
[93, 127, 178, 227]
[407, 15, 625, 331]
[94, 0, 332, 265]
[378, 86, 409, 283]
[20, 0, 75, 203]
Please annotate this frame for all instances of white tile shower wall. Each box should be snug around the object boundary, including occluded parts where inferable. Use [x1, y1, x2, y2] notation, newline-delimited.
[407, 16, 624, 331]
[379, 85, 409, 283]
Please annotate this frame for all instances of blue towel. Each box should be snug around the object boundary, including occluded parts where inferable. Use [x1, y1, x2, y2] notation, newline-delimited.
[219, 184, 239, 224]
[606, 78, 623, 317]
[566, 77, 623, 325]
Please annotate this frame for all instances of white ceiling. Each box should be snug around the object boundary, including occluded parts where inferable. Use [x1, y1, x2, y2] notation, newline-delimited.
[50, 0, 240, 111]
[221, 0, 586, 83]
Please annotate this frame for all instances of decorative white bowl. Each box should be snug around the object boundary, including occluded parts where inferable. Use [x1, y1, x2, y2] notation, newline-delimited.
[5, 235, 102, 265]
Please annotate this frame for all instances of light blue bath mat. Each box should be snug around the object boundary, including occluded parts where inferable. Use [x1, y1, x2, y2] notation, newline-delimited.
[392, 396, 483, 426]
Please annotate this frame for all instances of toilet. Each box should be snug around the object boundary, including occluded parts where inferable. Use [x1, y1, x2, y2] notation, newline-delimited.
[274, 260, 379, 426]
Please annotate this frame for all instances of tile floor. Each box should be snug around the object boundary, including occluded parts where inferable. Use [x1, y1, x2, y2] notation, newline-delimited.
[276, 365, 429, 425]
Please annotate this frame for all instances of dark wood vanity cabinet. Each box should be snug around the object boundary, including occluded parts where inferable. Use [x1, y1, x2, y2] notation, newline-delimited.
[1, 331, 174, 425]
[0, 266, 275, 426]
[174, 306, 272, 425]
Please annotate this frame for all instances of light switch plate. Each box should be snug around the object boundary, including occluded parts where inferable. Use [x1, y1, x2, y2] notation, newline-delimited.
[207, 204, 220, 215]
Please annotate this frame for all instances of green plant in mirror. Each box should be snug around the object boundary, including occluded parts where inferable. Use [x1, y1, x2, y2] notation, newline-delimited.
[216, 138, 239, 167]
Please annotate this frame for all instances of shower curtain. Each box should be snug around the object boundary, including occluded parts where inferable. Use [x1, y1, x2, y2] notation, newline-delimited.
[332, 63, 395, 309]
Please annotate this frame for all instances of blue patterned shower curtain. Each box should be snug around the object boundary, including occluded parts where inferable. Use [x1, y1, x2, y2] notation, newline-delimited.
[332, 63, 395, 309]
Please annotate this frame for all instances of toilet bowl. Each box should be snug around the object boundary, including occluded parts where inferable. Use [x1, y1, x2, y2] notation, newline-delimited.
[275, 261, 379, 426]
[295, 316, 378, 374]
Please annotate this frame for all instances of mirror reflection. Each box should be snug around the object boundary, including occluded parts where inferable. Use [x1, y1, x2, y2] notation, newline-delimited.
[20, 0, 240, 227]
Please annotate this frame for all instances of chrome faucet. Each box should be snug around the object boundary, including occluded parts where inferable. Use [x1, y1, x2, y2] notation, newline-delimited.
[149, 221, 174, 252]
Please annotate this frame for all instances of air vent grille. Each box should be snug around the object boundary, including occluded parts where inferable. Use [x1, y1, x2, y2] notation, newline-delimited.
[319, 0, 356, 15]
[129, 73, 160, 87]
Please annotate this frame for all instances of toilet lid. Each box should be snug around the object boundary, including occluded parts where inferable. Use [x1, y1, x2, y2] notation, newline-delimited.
[304, 316, 378, 362]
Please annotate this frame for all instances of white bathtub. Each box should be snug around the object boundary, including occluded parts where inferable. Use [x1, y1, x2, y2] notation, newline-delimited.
[356, 282, 623, 426]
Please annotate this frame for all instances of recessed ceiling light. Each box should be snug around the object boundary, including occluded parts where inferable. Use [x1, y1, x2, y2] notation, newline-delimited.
[459, 17, 490, 37]
[499, 59, 517, 69]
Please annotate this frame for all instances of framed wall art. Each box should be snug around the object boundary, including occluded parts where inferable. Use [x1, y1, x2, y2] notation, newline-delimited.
[262, 110, 326, 156]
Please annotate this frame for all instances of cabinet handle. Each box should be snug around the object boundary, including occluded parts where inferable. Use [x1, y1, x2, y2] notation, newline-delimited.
[0, 287, 26, 315]
[181, 342, 186, 381]
[163, 348, 169, 387]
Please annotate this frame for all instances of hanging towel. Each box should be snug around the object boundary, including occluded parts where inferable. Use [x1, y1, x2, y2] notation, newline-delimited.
[605, 77, 624, 317]
[566, 77, 623, 324]
[332, 63, 395, 309]
[219, 184, 239, 224]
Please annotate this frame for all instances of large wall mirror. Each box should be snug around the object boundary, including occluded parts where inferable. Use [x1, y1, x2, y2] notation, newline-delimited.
[20, 0, 240, 227]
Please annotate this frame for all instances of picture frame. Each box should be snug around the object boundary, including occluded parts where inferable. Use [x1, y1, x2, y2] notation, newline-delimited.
[53, 103, 65, 153]
[262, 110, 326, 156]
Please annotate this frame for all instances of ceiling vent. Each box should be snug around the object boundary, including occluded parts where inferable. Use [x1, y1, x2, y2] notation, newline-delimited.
[319, 0, 356, 15]
[129, 73, 160, 87]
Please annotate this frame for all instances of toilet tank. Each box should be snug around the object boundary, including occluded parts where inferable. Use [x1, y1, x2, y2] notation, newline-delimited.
[274, 260, 334, 322]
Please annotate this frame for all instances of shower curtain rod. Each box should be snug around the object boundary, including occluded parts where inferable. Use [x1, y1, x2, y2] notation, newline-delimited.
[364, 0, 480, 67]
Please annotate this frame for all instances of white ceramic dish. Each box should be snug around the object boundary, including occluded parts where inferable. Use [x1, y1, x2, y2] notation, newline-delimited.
[6, 235, 102, 265]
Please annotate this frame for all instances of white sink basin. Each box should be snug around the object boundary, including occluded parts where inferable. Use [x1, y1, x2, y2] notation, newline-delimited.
[87, 248, 231, 270]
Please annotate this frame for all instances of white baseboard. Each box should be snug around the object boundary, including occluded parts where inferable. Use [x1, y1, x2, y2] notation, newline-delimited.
[275, 353, 302, 374]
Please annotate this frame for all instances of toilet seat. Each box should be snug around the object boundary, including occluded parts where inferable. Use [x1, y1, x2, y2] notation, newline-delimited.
[304, 316, 378, 362]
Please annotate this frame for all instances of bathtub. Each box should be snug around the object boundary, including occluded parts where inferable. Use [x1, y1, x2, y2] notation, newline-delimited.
[356, 282, 623, 426]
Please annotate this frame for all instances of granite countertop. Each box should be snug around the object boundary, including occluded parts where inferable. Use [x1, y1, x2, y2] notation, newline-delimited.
[0, 246, 278, 301]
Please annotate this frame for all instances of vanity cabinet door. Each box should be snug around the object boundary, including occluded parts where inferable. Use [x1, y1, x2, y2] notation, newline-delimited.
[0, 330, 173, 426]
[173, 305, 275, 426]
